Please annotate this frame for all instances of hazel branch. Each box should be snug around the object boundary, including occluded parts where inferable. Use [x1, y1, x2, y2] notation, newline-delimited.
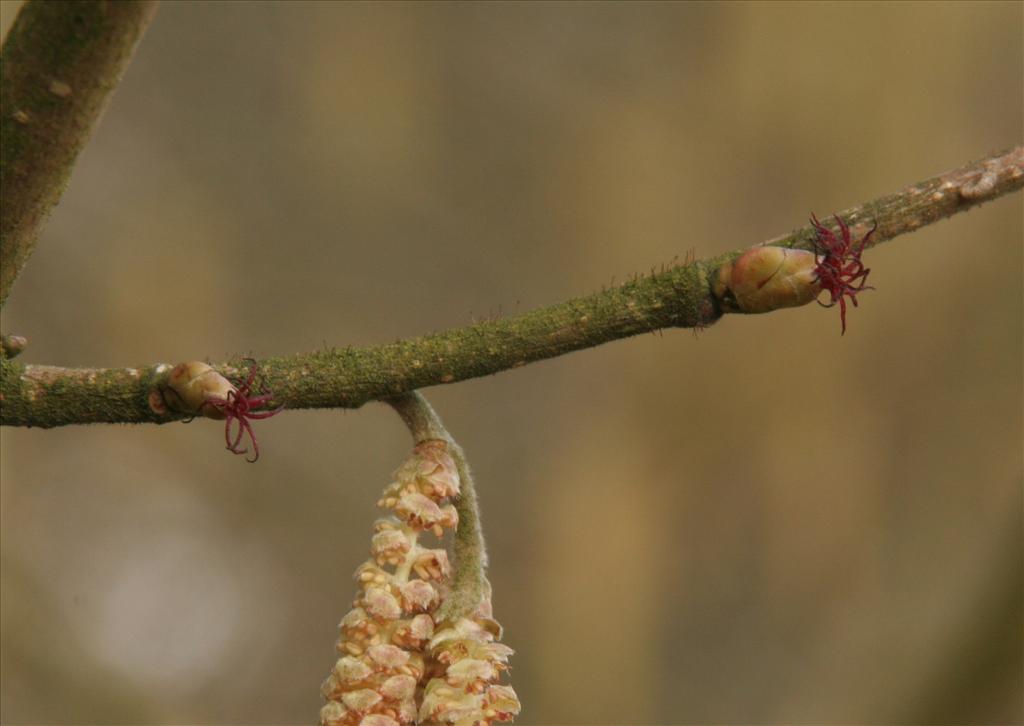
[0, 146, 1021, 428]
[0, 0, 159, 308]
[385, 391, 489, 621]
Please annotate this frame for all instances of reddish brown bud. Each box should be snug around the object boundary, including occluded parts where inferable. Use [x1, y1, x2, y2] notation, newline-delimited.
[716, 246, 819, 314]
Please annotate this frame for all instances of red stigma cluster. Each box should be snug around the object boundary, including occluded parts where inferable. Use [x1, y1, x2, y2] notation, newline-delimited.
[204, 361, 283, 462]
[810, 213, 875, 334]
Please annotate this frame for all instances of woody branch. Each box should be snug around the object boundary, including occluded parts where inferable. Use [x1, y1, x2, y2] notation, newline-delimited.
[2, 147, 1021, 428]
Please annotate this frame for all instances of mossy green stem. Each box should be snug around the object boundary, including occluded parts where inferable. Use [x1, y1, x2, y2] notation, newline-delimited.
[0, 0, 159, 308]
[1, 147, 1021, 428]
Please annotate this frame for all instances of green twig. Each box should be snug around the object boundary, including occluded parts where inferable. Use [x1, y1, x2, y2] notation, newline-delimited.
[0, 0, 159, 308]
[1, 146, 1022, 427]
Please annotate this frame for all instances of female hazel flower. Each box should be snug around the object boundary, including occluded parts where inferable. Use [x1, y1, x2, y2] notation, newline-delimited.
[159, 360, 283, 461]
[809, 213, 875, 334]
[714, 213, 875, 333]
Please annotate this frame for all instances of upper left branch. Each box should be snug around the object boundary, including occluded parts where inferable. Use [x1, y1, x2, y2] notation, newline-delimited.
[0, 0, 158, 309]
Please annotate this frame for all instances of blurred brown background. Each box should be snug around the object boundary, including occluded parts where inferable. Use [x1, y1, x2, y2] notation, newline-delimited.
[1, 1, 1021, 724]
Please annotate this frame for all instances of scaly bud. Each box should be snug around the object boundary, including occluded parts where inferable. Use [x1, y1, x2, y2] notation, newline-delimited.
[163, 361, 234, 418]
[715, 246, 819, 314]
